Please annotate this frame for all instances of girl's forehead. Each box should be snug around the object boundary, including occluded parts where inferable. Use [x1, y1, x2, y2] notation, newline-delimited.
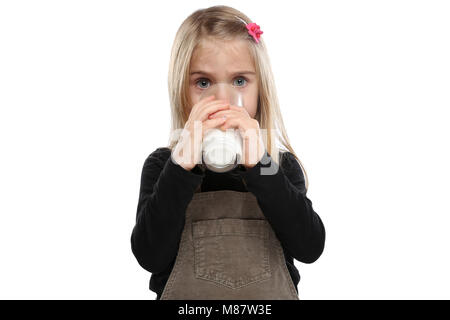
[191, 38, 255, 72]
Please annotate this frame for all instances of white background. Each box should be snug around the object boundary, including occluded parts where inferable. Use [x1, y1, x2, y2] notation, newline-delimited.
[0, 0, 449, 299]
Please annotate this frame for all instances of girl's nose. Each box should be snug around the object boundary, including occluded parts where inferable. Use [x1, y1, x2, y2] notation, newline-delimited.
[216, 93, 229, 102]
[214, 86, 231, 103]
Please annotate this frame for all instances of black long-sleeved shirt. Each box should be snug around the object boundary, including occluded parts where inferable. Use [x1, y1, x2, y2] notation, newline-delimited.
[131, 147, 325, 299]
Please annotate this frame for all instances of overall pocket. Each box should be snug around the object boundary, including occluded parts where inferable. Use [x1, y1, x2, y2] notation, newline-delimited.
[192, 218, 271, 289]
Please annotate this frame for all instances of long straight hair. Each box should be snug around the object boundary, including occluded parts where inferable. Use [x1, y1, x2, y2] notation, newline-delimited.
[166, 5, 309, 190]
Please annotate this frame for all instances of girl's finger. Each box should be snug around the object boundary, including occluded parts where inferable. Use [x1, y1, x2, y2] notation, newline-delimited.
[208, 109, 241, 119]
[220, 117, 242, 131]
[199, 102, 230, 120]
[228, 105, 246, 112]
[191, 99, 228, 119]
[202, 98, 228, 107]
[191, 95, 218, 113]
[229, 105, 251, 117]
[202, 116, 227, 133]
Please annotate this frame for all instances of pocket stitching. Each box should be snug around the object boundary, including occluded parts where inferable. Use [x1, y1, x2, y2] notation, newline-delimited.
[193, 219, 271, 289]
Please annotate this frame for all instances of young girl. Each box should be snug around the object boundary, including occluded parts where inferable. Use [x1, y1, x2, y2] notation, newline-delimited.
[131, 5, 325, 300]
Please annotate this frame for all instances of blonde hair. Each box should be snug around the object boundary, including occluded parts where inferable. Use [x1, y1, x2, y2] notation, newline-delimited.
[166, 5, 309, 191]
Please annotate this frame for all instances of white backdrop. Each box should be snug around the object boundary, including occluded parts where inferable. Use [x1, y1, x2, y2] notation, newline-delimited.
[1, 0, 449, 299]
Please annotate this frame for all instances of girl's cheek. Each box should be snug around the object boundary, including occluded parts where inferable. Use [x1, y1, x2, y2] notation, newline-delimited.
[188, 88, 200, 106]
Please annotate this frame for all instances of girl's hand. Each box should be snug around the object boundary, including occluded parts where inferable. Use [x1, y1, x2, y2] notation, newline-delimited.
[208, 105, 265, 168]
[172, 95, 231, 171]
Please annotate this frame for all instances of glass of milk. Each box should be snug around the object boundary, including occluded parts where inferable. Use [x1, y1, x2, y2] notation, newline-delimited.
[199, 83, 244, 173]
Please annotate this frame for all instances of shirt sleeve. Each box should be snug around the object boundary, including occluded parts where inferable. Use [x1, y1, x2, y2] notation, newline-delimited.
[130, 147, 205, 273]
[238, 150, 326, 263]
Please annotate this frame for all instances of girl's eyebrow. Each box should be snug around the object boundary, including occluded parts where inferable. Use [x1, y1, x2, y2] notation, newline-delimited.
[190, 70, 256, 77]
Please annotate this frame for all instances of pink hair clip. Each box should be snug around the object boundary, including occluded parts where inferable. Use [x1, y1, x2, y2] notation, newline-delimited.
[235, 16, 263, 44]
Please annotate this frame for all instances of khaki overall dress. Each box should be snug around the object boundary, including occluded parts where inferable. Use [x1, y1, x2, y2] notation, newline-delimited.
[160, 184, 300, 300]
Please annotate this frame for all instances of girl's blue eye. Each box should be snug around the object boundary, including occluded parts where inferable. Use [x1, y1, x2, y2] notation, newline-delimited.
[233, 77, 247, 87]
[196, 78, 210, 89]
[196, 77, 247, 89]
